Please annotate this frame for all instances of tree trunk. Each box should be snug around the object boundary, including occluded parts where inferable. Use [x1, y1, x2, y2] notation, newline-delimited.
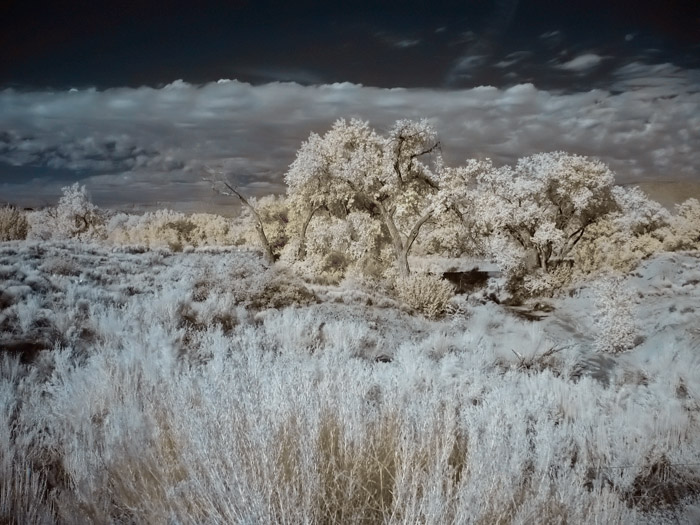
[217, 180, 275, 264]
[254, 219, 276, 264]
[298, 205, 324, 260]
[398, 248, 411, 278]
[376, 202, 433, 278]
[405, 211, 433, 256]
[375, 201, 409, 277]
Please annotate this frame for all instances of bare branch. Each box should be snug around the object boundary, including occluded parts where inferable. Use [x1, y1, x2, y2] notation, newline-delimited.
[202, 167, 276, 264]
[405, 210, 434, 255]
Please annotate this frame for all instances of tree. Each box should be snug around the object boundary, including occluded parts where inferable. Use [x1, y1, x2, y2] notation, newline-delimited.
[665, 198, 700, 250]
[285, 119, 380, 262]
[570, 186, 670, 276]
[475, 152, 618, 274]
[285, 118, 489, 277]
[203, 168, 276, 264]
[29, 183, 105, 241]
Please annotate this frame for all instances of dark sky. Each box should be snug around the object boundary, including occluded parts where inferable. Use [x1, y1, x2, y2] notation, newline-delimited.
[2, 0, 699, 90]
[1, 1, 699, 210]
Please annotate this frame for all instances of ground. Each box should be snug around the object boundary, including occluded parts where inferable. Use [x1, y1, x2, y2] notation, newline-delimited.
[1, 240, 699, 523]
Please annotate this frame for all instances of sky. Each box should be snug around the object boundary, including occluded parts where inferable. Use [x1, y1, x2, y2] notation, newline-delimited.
[1, 0, 699, 210]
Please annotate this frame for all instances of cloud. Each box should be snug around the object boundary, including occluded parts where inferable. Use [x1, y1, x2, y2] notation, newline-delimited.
[539, 30, 562, 40]
[495, 51, 533, 69]
[1, 70, 698, 209]
[557, 53, 604, 72]
[612, 62, 700, 97]
[445, 0, 520, 86]
[394, 39, 421, 49]
[374, 31, 422, 49]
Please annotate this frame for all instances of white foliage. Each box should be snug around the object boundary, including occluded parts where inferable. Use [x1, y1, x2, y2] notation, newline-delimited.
[593, 276, 639, 354]
[28, 183, 105, 241]
[474, 152, 619, 293]
[0, 241, 699, 523]
[612, 185, 670, 235]
[665, 198, 700, 250]
[107, 208, 241, 250]
[394, 272, 455, 319]
[286, 118, 491, 277]
[571, 187, 670, 278]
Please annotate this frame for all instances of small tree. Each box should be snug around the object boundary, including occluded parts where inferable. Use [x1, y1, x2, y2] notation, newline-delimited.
[204, 168, 276, 264]
[28, 183, 105, 241]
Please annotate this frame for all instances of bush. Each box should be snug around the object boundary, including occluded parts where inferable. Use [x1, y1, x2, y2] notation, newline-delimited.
[571, 187, 669, 279]
[664, 198, 700, 251]
[28, 184, 105, 241]
[395, 273, 454, 319]
[593, 276, 639, 354]
[107, 210, 240, 250]
[0, 205, 29, 241]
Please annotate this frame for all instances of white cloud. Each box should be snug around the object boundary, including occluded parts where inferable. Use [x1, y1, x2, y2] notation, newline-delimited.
[540, 30, 561, 40]
[394, 39, 421, 48]
[612, 62, 700, 98]
[1, 69, 699, 208]
[557, 53, 604, 72]
[494, 51, 532, 68]
[374, 31, 422, 49]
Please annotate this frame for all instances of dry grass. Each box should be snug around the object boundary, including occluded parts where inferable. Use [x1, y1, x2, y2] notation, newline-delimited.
[0, 206, 28, 242]
[1, 241, 700, 523]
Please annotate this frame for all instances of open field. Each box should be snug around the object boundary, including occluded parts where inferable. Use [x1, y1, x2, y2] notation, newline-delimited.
[1, 240, 699, 523]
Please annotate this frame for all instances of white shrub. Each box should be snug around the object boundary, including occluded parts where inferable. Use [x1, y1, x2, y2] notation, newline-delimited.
[593, 276, 639, 354]
[521, 264, 574, 297]
[664, 198, 700, 251]
[28, 184, 105, 241]
[0, 242, 698, 523]
[394, 273, 454, 318]
[107, 209, 240, 250]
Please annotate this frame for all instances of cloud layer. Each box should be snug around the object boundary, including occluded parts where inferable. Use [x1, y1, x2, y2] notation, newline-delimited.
[1, 66, 699, 209]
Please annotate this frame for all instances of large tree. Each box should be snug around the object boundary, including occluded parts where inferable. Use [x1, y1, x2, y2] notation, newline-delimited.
[285, 118, 488, 276]
[474, 152, 618, 275]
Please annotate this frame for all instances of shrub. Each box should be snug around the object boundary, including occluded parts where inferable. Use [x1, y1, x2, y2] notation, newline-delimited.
[28, 184, 105, 241]
[395, 273, 454, 318]
[54, 183, 105, 240]
[593, 276, 639, 354]
[107, 210, 240, 250]
[572, 187, 669, 278]
[0, 205, 29, 241]
[664, 198, 700, 251]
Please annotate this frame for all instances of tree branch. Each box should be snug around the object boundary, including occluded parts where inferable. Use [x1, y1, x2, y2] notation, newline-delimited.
[202, 169, 276, 264]
[405, 210, 434, 255]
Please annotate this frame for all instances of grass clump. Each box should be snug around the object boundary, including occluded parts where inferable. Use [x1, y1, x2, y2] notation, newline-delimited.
[395, 273, 454, 318]
[0, 205, 29, 241]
